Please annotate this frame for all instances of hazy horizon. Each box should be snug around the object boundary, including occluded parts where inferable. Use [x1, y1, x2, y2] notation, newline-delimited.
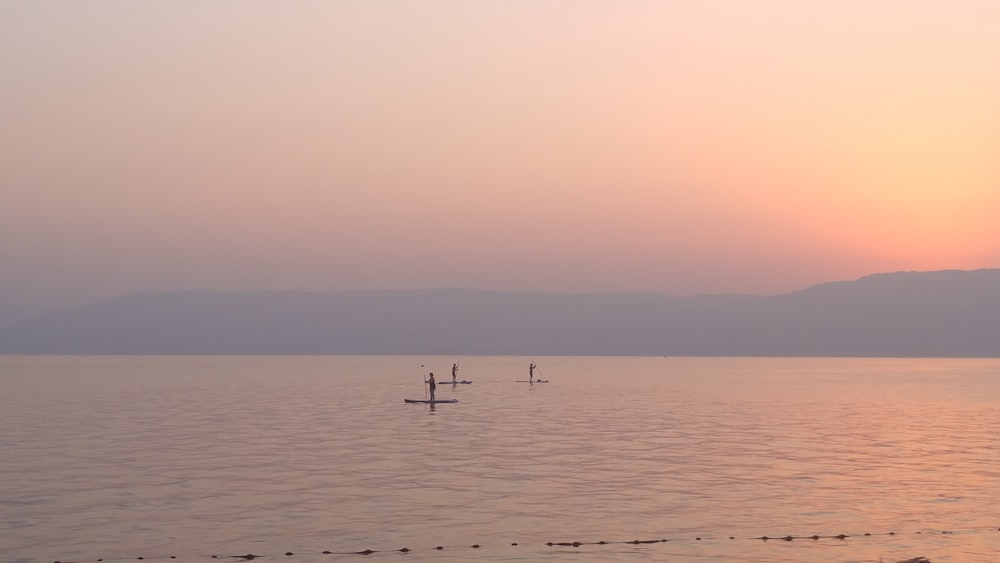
[4, 2, 999, 309]
[5, 267, 993, 311]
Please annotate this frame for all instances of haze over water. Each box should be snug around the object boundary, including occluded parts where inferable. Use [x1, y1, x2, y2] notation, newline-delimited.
[3, 355, 1000, 563]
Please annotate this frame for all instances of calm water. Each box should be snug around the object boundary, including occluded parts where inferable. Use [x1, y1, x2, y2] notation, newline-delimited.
[2, 356, 1000, 563]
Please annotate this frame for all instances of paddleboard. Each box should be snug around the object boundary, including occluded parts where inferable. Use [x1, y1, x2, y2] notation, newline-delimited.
[515, 380, 550, 383]
[441, 380, 472, 384]
[404, 398, 459, 404]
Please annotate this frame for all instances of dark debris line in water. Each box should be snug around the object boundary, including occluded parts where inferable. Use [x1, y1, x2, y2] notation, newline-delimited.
[46, 527, 1000, 563]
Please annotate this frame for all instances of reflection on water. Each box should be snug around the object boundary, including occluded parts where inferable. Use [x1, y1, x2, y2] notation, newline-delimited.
[2, 355, 1000, 563]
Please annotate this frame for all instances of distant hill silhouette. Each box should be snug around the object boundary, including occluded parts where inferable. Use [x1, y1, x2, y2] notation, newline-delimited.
[1, 269, 998, 356]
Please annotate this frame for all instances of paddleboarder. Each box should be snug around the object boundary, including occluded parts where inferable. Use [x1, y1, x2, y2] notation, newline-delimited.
[529, 363, 537, 383]
[451, 363, 459, 383]
[426, 372, 437, 401]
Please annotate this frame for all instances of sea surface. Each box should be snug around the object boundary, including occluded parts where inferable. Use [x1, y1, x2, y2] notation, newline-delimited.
[2, 355, 1000, 563]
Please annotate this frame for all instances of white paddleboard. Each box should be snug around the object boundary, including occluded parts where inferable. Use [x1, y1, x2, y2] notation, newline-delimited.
[404, 398, 459, 404]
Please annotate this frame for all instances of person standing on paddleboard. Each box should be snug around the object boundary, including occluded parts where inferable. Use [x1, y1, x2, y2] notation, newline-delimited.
[529, 363, 537, 383]
[451, 363, 459, 383]
[426, 372, 437, 401]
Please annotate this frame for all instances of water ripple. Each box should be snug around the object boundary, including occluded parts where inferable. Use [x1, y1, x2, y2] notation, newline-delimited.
[2, 356, 1000, 562]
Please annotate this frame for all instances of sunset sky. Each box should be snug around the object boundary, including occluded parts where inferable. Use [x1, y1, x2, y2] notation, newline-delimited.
[3, 1, 999, 307]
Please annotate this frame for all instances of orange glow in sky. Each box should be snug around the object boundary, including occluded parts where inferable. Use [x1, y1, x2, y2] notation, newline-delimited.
[1, 1, 998, 306]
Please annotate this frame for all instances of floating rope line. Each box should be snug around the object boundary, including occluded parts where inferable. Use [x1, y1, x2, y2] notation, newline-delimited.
[47, 527, 999, 563]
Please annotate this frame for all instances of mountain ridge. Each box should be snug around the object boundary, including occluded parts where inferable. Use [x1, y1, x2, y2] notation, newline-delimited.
[1, 269, 997, 356]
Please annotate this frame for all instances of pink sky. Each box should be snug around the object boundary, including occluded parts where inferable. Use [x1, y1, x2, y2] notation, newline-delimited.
[2, 1, 999, 307]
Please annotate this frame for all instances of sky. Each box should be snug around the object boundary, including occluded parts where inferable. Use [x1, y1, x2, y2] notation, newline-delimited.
[2, 1, 999, 308]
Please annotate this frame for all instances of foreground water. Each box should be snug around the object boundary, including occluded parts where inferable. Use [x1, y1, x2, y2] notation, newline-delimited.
[2, 356, 1000, 563]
